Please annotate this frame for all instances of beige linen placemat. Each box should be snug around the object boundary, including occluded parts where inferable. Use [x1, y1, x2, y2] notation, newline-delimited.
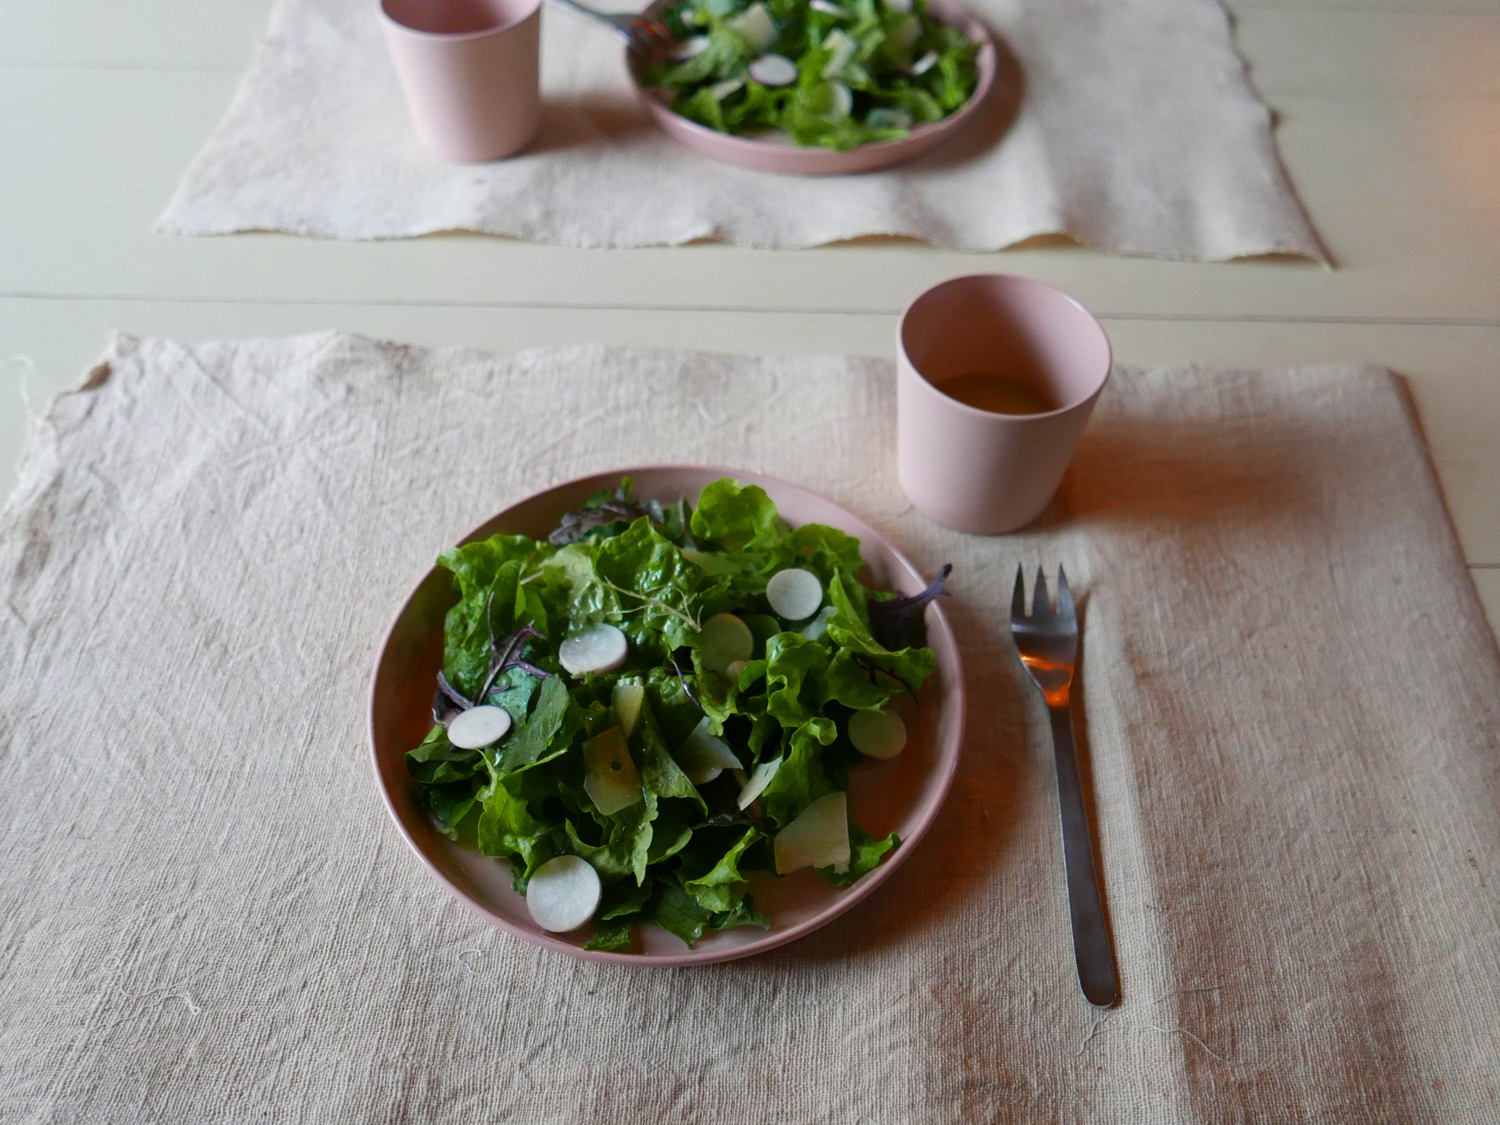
[3, 334, 1497, 1122]
[158, 0, 1322, 259]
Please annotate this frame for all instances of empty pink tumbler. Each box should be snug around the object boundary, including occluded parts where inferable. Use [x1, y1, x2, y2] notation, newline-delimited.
[379, 0, 541, 161]
[896, 275, 1112, 534]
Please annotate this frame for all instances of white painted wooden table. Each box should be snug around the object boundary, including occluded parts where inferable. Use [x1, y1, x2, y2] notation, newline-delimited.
[2, 0, 1497, 630]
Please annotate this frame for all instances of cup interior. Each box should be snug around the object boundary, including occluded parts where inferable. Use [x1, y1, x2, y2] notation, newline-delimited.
[899, 275, 1111, 414]
[382, 0, 534, 34]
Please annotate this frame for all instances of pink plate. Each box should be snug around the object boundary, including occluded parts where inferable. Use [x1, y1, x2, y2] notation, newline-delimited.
[627, 0, 997, 175]
[369, 466, 966, 965]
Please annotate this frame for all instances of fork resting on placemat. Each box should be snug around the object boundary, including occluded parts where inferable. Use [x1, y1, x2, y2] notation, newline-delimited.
[1011, 566, 1118, 1008]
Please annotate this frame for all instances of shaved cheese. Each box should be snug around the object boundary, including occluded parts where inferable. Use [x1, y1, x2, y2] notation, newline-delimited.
[670, 34, 710, 60]
[675, 716, 741, 786]
[583, 727, 643, 815]
[729, 2, 778, 52]
[612, 682, 645, 738]
[774, 791, 851, 874]
[820, 29, 858, 77]
[737, 757, 782, 809]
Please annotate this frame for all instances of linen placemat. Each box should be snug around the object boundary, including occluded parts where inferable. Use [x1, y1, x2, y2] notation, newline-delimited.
[3, 334, 1497, 1122]
[158, 0, 1323, 259]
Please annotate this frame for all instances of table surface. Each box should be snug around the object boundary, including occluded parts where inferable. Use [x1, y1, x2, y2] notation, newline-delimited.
[2, 0, 1497, 635]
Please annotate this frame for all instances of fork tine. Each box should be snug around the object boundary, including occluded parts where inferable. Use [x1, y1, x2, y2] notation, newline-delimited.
[1010, 564, 1026, 622]
[1056, 565, 1075, 622]
[1032, 566, 1051, 618]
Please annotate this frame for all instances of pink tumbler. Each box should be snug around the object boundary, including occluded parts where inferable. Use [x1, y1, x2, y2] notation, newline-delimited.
[379, 0, 541, 161]
[896, 275, 1112, 534]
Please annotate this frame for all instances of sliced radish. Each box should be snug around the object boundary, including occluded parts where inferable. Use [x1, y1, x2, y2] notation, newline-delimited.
[558, 623, 628, 676]
[670, 34, 710, 60]
[729, 2, 778, 52]
[445, 705, 512, 750]
[810, 0, 846, 15]
[820, 29, 857, 77]
[708, 78, 745, 100]
[737, 757, 781, 809]
[767, 567, 824, 620]
[726, 658, 751, 683]
[583, 726, 643, 815]
[612, 681, 645, 738]
[865, 107, 913, 130]
[699, 612, 754, 674]
[774, 791, 850, 874]
[749, 53, 799, 87]
[675, 716, 741, 786]
[910, 49, 939, 75]
[800, 604, 837, 641]
[849, 709, 907, 759]
[526, 855, 602, 932]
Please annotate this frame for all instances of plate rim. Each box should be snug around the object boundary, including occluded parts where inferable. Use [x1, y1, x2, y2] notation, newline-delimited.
[368, 464, 966, 966]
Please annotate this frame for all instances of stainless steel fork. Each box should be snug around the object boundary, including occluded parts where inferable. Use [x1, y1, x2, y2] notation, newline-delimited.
[1011, 566, 1118, 1007]
[547, 0, 678, 55]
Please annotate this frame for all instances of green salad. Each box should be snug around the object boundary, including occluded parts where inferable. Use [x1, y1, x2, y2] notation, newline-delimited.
[642, 0, 980, 151]
[406, 478, 951, 951]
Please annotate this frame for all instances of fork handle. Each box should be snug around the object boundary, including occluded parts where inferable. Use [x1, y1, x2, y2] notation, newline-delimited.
[1048, 703, 1118, 1007]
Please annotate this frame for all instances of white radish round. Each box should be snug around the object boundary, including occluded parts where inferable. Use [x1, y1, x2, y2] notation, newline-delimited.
[767, 568, 824, 621]
[526, 855, 602, 933]
[800, 604, 837, 641]
[708, 78, 744, 101]
[865, 107, 913, 131]
[558, 623, 628, 675]
[686, 766, 722, 786]
[699, 613, 754, 674]
[670, 34, 710, 60]
[810, 0, 846, 15]
[726, 659, 751, 684]
[445, 705, 512, 749]
[749, 54, 799, 87]
[849, 709, 907, 759]
[774, 791, 850, 874]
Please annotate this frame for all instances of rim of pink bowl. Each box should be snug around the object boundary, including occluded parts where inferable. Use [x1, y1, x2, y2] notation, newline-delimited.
[899, 273, 1115, 422]
[378, 0, 539, 40]
[368, 464, 967, 966]
[626, 0, 999, 176]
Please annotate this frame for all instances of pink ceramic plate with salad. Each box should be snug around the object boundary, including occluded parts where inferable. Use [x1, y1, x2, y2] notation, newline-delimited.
[628, 0, 997, 174]
[369, 466, 964, 965]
